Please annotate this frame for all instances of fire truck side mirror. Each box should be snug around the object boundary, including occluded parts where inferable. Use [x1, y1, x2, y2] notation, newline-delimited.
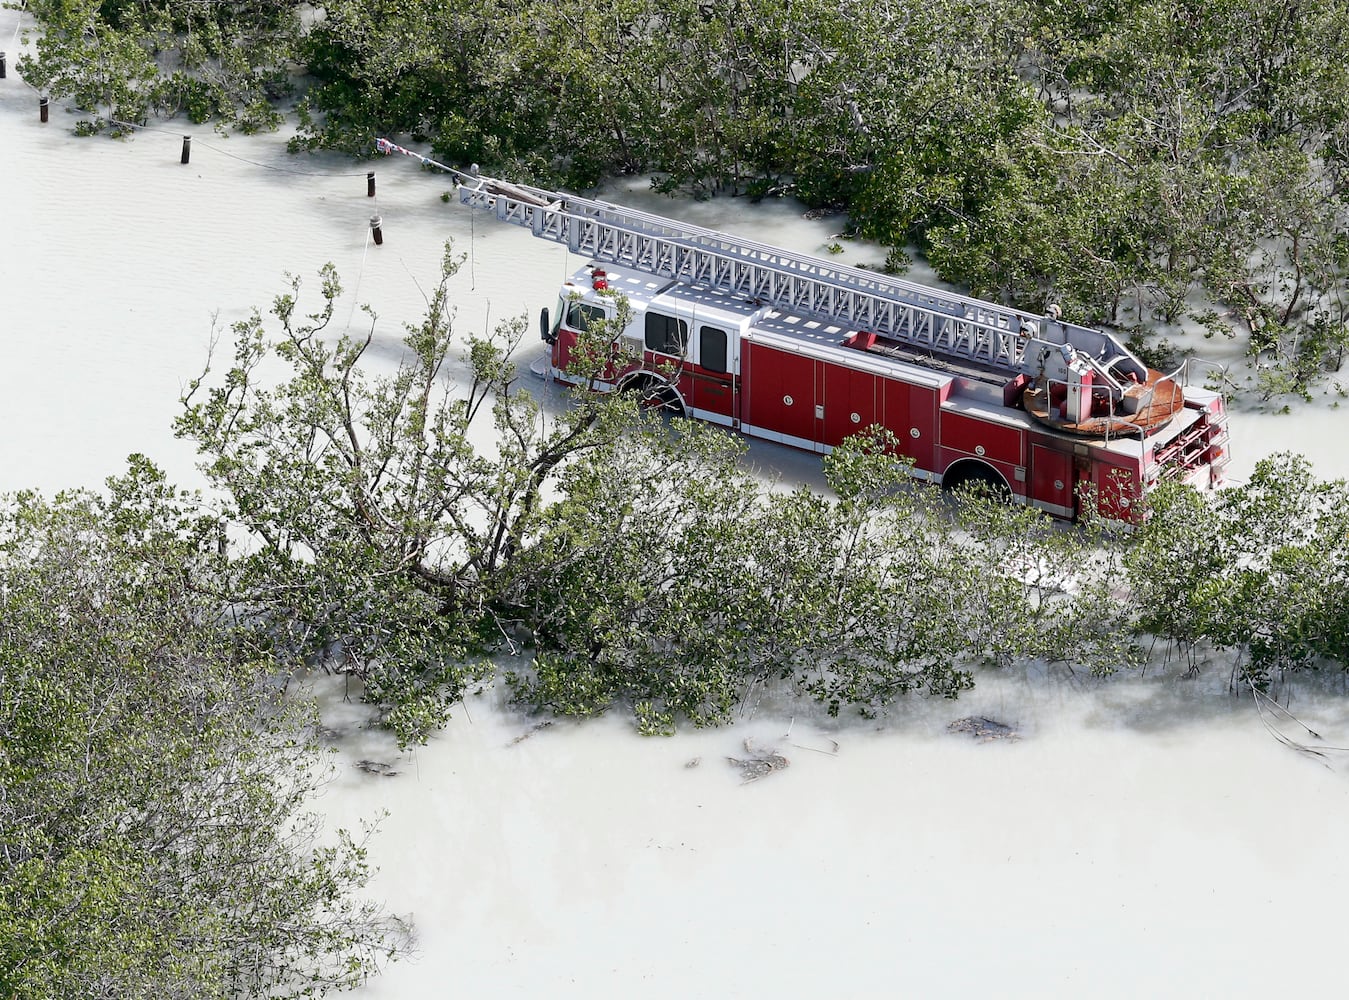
[540, 307, 555, 344]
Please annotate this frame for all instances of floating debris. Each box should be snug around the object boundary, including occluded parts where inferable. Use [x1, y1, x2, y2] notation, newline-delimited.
[685, 757, 702, 769]
[1250, 682, 1349, 766]
[947, 716, 1020, 742]
[726, 737, 790, 783]
[507, 720, 554, 746]
[780, 717, 839, 756]
[354, 759, 401, 777]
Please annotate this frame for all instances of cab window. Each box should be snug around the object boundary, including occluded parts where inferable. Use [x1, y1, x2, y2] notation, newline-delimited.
[699, 326, 728, 373]
[644, 312, 688, 355]
[566, 302, 607, 332]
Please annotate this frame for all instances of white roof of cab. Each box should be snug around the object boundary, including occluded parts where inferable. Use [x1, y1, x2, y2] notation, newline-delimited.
[566, 264, 755, 331]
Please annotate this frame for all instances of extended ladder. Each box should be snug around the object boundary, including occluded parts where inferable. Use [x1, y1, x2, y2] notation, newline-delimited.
[455, 173, 1143, 381]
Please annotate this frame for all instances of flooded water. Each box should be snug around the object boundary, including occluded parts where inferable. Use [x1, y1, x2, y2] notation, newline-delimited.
[5, 13, 1349, 994]
[312, 664, 1349, 998]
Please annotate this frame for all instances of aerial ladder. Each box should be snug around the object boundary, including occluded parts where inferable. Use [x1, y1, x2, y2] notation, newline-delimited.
[377, 138, 1221, 442]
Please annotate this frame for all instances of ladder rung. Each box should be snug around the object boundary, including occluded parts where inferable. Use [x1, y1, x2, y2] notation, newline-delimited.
[460, 182, 1146, 383]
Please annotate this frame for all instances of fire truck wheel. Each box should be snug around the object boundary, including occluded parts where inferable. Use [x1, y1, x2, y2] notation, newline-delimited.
[624, 376, 687, 418]
[941, 460, 1011, 502]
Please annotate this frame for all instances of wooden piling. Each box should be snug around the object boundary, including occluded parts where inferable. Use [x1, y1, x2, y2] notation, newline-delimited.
[181, 135, 191, 164]
[367, 171, 376, 197]
[370, 215, 383, 246]
[39, 97, 49, 123]
[1, 52, 7, 80]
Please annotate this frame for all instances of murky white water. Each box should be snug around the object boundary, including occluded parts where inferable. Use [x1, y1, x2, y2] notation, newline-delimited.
[319, 664, 1349, 998]
[5, 15, 1349, 995]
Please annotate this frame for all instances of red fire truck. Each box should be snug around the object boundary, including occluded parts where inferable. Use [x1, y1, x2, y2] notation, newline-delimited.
[378, 140, 1230, 521]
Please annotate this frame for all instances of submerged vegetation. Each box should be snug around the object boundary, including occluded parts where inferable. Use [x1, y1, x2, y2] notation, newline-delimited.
[11, 5, 1349, 992]
[3, 246, 1347, 992]
[17, 0, 293, 132]
[16, 0, 1349, 398]
[0, 467, 410, 999]
[170, 250, 1349, 744]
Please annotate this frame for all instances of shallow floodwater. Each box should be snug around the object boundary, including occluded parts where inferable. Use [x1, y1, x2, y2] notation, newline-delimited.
[5, 12, 1349, 995]
[317, 666, 1349, 998]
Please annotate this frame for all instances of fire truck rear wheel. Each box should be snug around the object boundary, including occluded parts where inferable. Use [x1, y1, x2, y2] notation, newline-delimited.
[941, 460, 1012, 502]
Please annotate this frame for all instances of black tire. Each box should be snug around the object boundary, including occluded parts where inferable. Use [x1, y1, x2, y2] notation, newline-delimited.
[941, 461, 1011, 502]
[623, 375, 686, 417]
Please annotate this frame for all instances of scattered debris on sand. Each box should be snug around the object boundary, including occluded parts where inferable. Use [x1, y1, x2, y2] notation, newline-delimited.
[726, 737, 790, 783]
[947, 716, 1020, 742]
[354, 759, 401, 777]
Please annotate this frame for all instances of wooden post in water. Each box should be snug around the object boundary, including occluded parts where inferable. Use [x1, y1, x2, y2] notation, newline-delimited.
[181, 135, 191, 164]
[367, 172, 376, 197]
[39, 97, 49, 123]
[1, 52, 7, 80]
[370, 215, 384, 246]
